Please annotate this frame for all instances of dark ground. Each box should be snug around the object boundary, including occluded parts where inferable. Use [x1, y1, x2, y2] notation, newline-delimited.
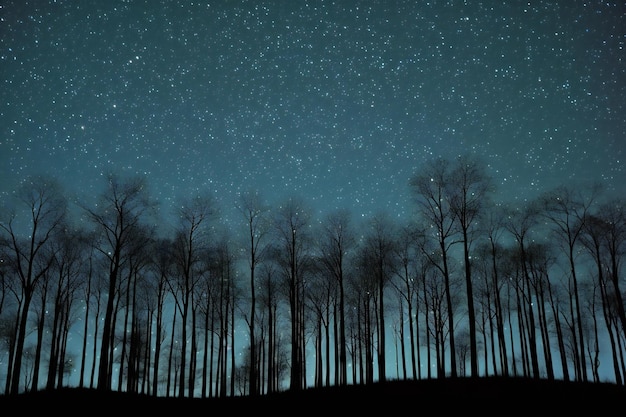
[1, 376, 624, 416]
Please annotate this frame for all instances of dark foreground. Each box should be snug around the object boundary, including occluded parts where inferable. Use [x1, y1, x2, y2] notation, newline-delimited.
[1, 377, 624, 416]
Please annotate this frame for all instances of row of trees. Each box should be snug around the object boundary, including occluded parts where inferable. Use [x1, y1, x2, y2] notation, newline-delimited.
[1, 154, 625, 398]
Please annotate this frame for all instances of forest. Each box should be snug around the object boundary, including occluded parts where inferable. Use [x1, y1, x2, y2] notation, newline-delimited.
[0, 153, 625, 401]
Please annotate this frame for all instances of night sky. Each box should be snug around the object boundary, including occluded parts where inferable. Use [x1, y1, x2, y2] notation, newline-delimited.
[1, 1, 625, 222]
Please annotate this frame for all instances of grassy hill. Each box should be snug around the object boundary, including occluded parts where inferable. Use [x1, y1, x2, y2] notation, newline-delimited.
[1, 376, 624, 416]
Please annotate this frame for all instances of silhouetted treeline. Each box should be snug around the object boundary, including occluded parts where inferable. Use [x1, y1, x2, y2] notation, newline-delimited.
[1, 154, 624, 398]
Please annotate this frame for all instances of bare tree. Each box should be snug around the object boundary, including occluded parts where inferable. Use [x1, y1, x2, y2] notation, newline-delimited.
[195, 243, 220, 398]
[82, 173, 155, 392]
[77, 231, 99, 389]
[362, 211, 398, 383]
[391, 224, 413, 380]
[449, 154, 493, 377]
[306, 260, 334, 388]
[524, 241, 557, 381]
[0, 175, 67, 395]
[206, 234, 239, 398]
[44, 227, 90, 391]
[236, 190, 270, 396]
[479, 204, 509, 376]
[145, 237, 173, 396]
[350, 244, 379, 384]
[168, 193, 217, 398]
[317, 208, 355, 386]
[539, 183, 601, 382]
[116, 223, 154, 393]
[591, 200, 626, 341]
[502, 200, 543, 379]
[410, 158, 460, 377]
[0, 241, 20, 390]
[257, 262, 282, 394]
[273, 196, 312, 391]
[580, 201, 626, 384]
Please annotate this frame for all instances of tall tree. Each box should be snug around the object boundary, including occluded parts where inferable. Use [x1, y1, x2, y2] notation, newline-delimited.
[306, 259, 334, 388]
[581, 198, 626, 385]
[116, 223, 153, 393]
[236, 190, 270, 396]
[169, 193, 217, 397]
[482, 204, 509, 376]
[539, 183, 601, 382]
[273, 196, 312, 391]
[45, 227, 89, 391]
[448, 154, 493, 377]
[410, 158, 459, 377]
[503, 201, 542, 379]
[0, 175, 67, 395]
[257, 262, 281, 394]
[390, 223, 421, 380]
[362, 211, 398, 383]
[352, 242, 379, 384]
[148, 237, 174, 396]
[598, 199, 626, 340]
[78, 231, 98, 389]
[317, 208, 355, 386]
[83, 173, 155, 392]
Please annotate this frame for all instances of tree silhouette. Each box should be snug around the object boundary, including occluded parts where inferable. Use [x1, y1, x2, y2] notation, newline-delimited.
[82, 173, 155, 392]
[44, 227, 89, 391]
[317, 208, 355, 386]
[0, 175, 67, 395]
[168, 193, 217, 397]
[362, 211, 398, 383]
[448, 154, 493, 377]
[236, 189, 271, 396]
[272, 196, 312, 391]
[1, 162, 625, 397]
[410, 158, 459, 377]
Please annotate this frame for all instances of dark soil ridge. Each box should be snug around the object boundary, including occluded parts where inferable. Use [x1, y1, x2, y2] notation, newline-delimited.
[1, 376, 624, 416]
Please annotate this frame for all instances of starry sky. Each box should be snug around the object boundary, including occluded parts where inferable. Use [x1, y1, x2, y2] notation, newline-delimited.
[1, 1, 625, 225]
